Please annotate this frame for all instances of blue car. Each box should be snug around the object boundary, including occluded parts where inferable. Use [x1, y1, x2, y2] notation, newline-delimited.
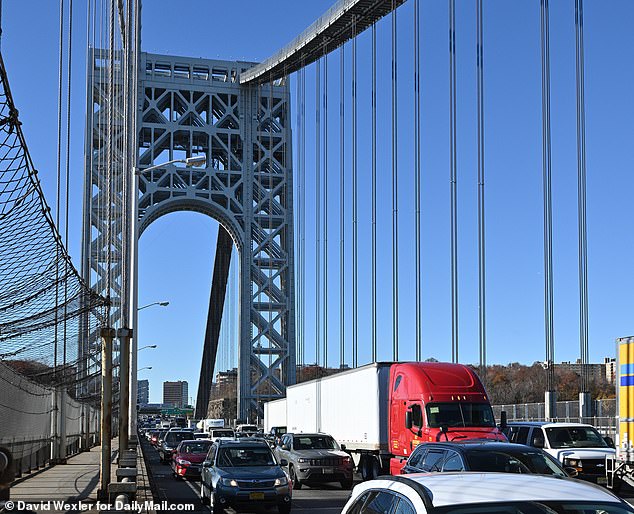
[200, 438, 292, 513]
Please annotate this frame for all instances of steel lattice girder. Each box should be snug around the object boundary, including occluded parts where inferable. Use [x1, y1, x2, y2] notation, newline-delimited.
[83, 51, 296, 420]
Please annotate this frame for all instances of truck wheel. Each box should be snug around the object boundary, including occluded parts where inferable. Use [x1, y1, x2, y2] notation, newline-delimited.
[290, 465, 302, 490]
[360, 456, 380, 481]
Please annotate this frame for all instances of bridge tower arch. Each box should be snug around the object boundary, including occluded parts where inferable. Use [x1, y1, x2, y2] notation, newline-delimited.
[83, 51, 296, 420]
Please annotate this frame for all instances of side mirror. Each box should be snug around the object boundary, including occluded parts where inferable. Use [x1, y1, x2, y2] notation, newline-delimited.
[500, 411, 507, 431]
[341, 444, 347, 451]
[533, 437, 545, 449]
[564, 466, 578, 478]
[280, 458, 288, 467]
[281, 444, 290, 451]
[405, 411, 413, 430]
[604, 436, 615, 449]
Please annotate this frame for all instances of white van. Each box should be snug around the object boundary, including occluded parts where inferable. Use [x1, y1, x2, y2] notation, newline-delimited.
[504, 421, 615, 485]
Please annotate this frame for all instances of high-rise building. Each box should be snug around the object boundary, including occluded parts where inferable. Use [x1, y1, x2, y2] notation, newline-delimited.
[137, 379, 149, 404]
[163, 380, 188, 408]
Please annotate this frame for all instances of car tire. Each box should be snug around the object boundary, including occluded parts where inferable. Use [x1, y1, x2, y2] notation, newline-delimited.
[200, 482, 210, 505]
[340, 478, 353, 490]
[289, 465, 302, 490]
[278, 503, 292, 514]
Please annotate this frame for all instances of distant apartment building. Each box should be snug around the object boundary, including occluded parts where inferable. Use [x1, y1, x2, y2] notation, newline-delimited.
[555, 358, 615, 384]
[137, 379, 149, 404]
[163, 380, 188, 408]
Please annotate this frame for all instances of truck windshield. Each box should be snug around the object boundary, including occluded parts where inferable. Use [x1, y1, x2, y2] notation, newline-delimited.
[425, 402, 495, 428]
[545, 426, 608, 449]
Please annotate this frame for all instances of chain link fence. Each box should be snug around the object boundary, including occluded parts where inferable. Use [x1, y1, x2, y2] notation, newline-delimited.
[0, 361, 99, 477]
[493, 398, 617, 439]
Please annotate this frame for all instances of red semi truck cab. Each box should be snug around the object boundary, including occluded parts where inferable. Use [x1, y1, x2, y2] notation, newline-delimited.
[388, 362, 506, 474]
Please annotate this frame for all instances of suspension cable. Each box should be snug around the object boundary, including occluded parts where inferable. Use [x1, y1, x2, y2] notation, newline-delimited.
[295, 68, 302, 369]
[449, 0, 458, 363]
[54, 0, 66, 376]
[392, 0, 399, 362]
[315, 58, 321, 367]
[300, 64, 306, 367]
[477, 0, 487, 376]
[352, 17, 358, 368]
[323, 49, 329, 369]
[371, 22, 377, 363]
[575, 0, 589, 394]
[540, 0, 555, 393]
[339, 46, 345, 369]
[414, 0, 422, 361]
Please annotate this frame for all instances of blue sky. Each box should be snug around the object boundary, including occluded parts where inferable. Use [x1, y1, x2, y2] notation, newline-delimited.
[2, 1, 633, 404]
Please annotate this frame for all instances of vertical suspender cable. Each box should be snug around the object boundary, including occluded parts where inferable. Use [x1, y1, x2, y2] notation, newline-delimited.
[63, 0, 74, 371]
[55, 0, 66, 376]
[414, 0, 422, 361]
[540, 0, 555, 392]
[268, 75, 273, 402]
[300, 65, 306, 367]
[339, 47, 345, 369]
[575, 0, 589, 394]
[476, 0, 487, 375]
[352, 18, 358, 368]
[449, 0, 459, 363]
[392, 0, 399, 362]
[323, 50, 328, 368]
[371, 23, 377, 363]
[295, 70, 301, 367]
[315, 59, 321, 367]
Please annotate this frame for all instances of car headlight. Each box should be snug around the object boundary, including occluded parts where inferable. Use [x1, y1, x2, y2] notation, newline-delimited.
[297, 458, 308, 463]
[164, 446, 174, 451]
[274, 476, 288, 486]
[565, 458, 580, 467]
[177, 459, 191, 466]
[220, 478, 239, 487]
[343, 456, 351, 465]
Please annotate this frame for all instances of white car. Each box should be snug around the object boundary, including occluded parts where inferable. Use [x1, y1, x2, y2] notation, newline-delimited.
[340, 473, 632, 514]
[504, 422, 615, 484]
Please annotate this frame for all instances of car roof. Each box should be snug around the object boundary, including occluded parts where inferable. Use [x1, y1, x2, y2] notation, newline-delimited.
[217, 438, 270, 447]
[507, 422, 595, 429]
[415, 441, 548, 453]
[361, 473, 622, 507]
[286, 432, 331, 437]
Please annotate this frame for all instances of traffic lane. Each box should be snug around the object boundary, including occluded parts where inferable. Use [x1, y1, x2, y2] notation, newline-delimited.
[142, 437, 351, 513]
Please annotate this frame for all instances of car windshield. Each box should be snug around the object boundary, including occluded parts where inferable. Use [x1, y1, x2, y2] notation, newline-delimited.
[425, 402, 496, 428]
[545, 426, 608, 449]
[166, 432, 194, 444]
[466, 450, 566, 476]
[434, 501, 633, 514]
[179, 441, 212, 454]
[216, 446, 275, 467]
[293, 435, 338, 450]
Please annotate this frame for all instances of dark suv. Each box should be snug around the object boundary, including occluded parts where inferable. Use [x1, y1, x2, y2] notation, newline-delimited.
[401, 440, 572, 477]
[200, 439, 291, 514]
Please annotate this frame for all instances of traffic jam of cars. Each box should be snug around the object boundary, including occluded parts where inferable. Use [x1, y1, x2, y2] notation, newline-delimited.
[138, 362, 631, 513]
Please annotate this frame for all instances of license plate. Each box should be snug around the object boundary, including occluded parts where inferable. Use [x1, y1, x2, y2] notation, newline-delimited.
[249, 492, 265, 500]
[323, 468, 334, 474]
[597, 477, 607, 485]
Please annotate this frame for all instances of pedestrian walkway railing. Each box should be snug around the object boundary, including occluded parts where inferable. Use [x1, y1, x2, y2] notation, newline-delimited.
[0, 361, 99, 477]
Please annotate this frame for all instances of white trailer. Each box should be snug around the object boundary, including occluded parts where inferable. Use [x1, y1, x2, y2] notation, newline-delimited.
[265, 363, 391, 474]
[264, 398, 287, 432]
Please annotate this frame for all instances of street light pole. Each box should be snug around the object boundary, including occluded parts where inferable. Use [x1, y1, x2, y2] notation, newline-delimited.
[130, 153, 204, 438]
[137, 301, 169, 311]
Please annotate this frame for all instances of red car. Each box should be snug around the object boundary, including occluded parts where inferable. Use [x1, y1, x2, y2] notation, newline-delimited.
[171, 439, 213, 479]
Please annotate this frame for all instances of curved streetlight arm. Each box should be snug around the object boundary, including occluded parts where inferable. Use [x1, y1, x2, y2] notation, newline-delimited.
[138, 301, 169, 311]
[134, 155, 206, 175]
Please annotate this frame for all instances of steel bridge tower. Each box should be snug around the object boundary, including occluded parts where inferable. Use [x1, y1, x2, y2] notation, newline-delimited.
[83, 51, 296, 420]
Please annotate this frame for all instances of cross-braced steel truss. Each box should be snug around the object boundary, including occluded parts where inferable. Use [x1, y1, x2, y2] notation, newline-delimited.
[83, 52, 296, 420]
